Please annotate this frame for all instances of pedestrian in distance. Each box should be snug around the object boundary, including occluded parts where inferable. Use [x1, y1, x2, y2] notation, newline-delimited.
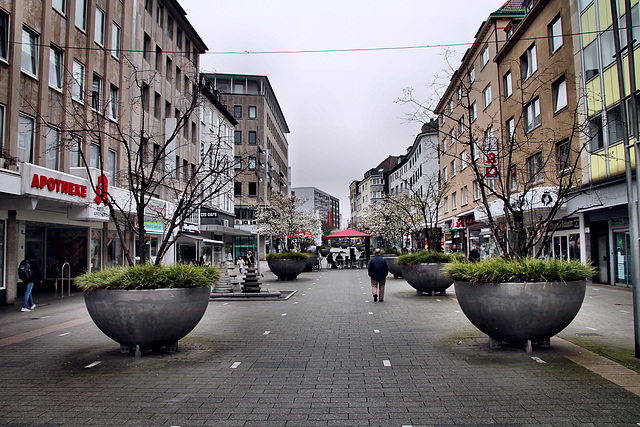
[18, 252, 42, 312]
[368, 248, 389, 302]
[246, 251, 256, 267]
[469, 248, 480, 263]
[236, 257, 245, 274]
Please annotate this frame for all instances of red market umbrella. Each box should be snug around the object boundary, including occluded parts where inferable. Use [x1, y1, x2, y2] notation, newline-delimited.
[325, 229, 371, 238]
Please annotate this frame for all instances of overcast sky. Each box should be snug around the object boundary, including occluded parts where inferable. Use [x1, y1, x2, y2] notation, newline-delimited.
[180, 0, 508, 225]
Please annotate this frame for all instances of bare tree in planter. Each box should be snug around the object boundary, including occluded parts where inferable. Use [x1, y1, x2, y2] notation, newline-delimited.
[28, 61, 243, 266]
[256, 193, 320, 252]
[398, 53, 597, 259]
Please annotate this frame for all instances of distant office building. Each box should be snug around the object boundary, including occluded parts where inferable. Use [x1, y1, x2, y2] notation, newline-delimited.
[291, 187, 340, 237]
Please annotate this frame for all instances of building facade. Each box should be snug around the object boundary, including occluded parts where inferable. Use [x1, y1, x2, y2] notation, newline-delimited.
[0, 0, 207, 304]
[203, 73, 290, 259]
[291, 186, 340, 239]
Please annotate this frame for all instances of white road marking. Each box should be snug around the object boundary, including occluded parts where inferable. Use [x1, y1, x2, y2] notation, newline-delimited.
[58, 332, 71, 337]
[586, 327, 598, 331]
[263, 331, 270, 335]
[368, 312, 373, 315]
[281, 313, 287, 316]
[230, 362, 241, 369]
[383, 360, 391, 367]
[84, 361, 101, 369]
[531, 357, 546, 364]
[374, 329, 380, 333]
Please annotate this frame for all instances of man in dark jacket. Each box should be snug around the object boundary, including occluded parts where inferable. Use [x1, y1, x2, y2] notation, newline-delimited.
[368, 248, 389, 302]
[20, 252, 42, 312]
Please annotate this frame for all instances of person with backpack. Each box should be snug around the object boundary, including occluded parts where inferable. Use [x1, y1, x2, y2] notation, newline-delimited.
[18, 252, 42, 312]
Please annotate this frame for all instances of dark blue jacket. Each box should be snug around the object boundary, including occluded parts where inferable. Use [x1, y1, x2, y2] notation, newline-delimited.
[368, 255, 389, 281]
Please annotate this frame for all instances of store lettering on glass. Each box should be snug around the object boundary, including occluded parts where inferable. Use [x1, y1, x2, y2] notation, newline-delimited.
[31, 173, 87, 198]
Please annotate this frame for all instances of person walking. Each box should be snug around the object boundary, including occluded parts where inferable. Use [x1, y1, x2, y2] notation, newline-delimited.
[246, 251, 256, 267]
[236, 257, 246, 274]
[18, 252, 42, 312]
[368, 248, 389, 302]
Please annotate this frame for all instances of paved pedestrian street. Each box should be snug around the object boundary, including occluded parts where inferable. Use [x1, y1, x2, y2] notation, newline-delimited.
[2, 267, 640, 426]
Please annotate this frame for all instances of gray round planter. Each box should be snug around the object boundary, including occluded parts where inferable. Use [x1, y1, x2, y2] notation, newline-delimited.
[84, 286, 210, 351]
[400, 263, 452, 295]
[454, 280, 586, 346]
[304, 255, 318, 272]
[384, 256, 402, 278]
[267, 258, 307, 280]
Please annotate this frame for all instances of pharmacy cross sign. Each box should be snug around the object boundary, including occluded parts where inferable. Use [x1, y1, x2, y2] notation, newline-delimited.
[484, 137, 498, 179]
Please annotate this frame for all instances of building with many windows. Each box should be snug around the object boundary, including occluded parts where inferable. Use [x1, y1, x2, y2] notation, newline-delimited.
[0, 0, 207, 305]
[203, 73, 290, 260]
[291, 186, 340, 239]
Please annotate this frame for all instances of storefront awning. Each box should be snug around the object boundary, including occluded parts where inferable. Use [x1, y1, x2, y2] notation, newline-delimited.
[203, 239, 224, 247]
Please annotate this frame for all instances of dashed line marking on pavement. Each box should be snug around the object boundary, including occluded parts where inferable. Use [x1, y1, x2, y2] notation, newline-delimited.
[58, 332, 71, 337]
[374, 329, 380, 333]
[383, 359, 391, 367]
[84, 361, 101, 369]
[586, 327, 598, 331]
[436, 299, 441, 301]
[621, 310, 630, 313]
[368, 312, 373, 315]
[281, 313, 287, 316]
[294, 301, 299, 304]
[223, 303, 229, 306]
[230, 362, 241, 369]
[263, 331, 270, 335]
[365, 300, 370, 303]
[455, 310, 461, 313]
[302, 293, 306, 296]
[531, 357, 546, 364]
[363, 292, 367, 295]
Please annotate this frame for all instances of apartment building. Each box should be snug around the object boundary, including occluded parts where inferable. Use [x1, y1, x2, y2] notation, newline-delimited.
[291, 187, 340, 238]
[349, 180, 361, 229]
[435, 0, 525, 256]
[203, 73, 290, 259]
[0, 0, 206, 305]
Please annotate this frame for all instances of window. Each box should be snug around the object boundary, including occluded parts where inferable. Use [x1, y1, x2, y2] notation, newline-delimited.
[462, 186, 468, 205]
[75, 0, 86, 30]
[156, 2, 163, 27]
[556, 140, 570, 174]
[549, 15, 563, 53]
[234, 182, 242, 196]
[94, 7, 105, 45]
[483, 84, 492, 108]
[175, 67, 181, 91]
[601, 27, 615, 68]
[607, 104, 624, 144]
[176, 28, 182, 48]
[154, 92, 161, 119]
[143, 33, 151, 61]
[0, 10, 8, 61]
[506, 117, 515, 143]
[249, 156, 257, 170]
[481, 46, 489, 68]
[442, 137, 447, 153]
[167, 16, 173, 39]
[92, 74, 102, 111]
[458, 116, 465, 134]
[461, 151, 467, 170]
[165, 100, 171, 118]
[451, 159, 456, 177]
[504, 71, 512, 97]
[155, 46, 162, 72]
[527, 152, 544, 183]
[525, 97, 541, 131]
[142, 84, 149, 112]
[108, 149, 116, 182]
[72, 61, 84, 101]
[234, 105, 242, 118]
[18, 114, 34, 163]
[444, 196, 449, 213]
[469, 68, 475, 84]
[470, 102, 477, 122]
[69, 135, 81, 168]
[145, 0, 152, 13]
[553, 75, 567, 112]
[191, 122, 196, 143]
[109, 85, 118, 120]
[234, 156, 242, 169]
[249, 106, 257, 119]
[452, 191, 457, 210]
[234, 130, 242, 145]
[509, 166, 518, 191]
[584, 40, 599, 81]
[111, 22, 121, 59]
[53, 0, 65, 14]
[443, 166, 448, 182]
[520, 44, 537, 81]
[166, 57, 172, 81]
[46, 126, 60, 170]
[90, 143, 100, 169]
[589, 115, 604, 151]
[49, 46, 63, 90]
[473, 180, 481, 200]
[248, 182, 257, 196]
[21, 28, 38, 76]
[185, 39, 191, 59]
[249, 131, 257, 144]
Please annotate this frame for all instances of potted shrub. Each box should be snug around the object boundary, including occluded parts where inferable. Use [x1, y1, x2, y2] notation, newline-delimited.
[382, 248, 402, 278]
[76, 263, 220, 355]
[445, 258, 595, 351]
[396, 250, 464, 295]
[266, 251, 309, 280]
[319, 245, 331, 257]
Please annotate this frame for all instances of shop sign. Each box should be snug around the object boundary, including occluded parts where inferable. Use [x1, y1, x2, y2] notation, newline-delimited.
[145, 199, 166, 217]
[182, 223, 200, 233]
[144, 220, 164, 233]
[22, 164, 88, 204]
[452, 217, 466, 229]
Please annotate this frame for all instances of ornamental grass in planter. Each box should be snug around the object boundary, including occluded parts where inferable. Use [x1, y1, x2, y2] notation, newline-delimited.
[395, 250, 465, 295]
[444, 258, 596, 350]
[77, 264, 220, 354]
[266, 251, 309, 280]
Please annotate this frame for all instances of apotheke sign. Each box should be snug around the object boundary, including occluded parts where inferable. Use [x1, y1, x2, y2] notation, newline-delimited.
[22, 164, 88, 204]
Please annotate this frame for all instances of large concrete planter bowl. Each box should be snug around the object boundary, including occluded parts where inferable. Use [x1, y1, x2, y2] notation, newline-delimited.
[267, 258, 307, 280]
[454, 280, 586, 346]
[304, 255, 318, 272]
[400, 263, 452, 295]
[84, 286, 210, 351]
[384, 256, 402, 278]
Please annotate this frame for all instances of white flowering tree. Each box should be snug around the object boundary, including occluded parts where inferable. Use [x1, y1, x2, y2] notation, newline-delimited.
[256, 194, 320, 252]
